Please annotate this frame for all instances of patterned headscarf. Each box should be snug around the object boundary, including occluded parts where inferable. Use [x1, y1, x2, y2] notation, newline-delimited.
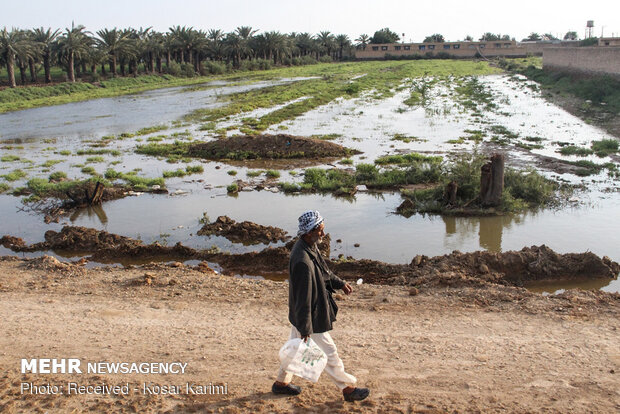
[297, 210, 324, 236]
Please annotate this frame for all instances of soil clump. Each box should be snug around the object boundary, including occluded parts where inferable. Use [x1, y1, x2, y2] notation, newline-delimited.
[1, 226, 617, 290]
[197, 215, 290, 245]
[188, 134, 360, 160]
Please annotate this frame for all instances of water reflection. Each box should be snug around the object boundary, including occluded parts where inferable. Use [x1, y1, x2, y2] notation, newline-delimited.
[442, 212, 530, 252]
[70, 205, 108, 225]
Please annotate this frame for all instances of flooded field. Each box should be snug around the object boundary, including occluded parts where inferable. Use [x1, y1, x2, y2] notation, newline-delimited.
[1, 61, 618, 292]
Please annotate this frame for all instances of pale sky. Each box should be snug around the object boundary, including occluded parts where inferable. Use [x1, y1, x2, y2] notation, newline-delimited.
[3, 0, 619, 42]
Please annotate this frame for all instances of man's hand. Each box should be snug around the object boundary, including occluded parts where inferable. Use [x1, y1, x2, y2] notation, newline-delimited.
[342, 282, 353, 295]
[301, 335, 309, 343]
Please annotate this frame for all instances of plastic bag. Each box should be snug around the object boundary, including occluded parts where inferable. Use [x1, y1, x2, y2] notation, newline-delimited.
[279, 338, 327, 382]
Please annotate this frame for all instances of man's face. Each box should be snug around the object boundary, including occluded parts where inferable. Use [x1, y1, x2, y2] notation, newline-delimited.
[307, 222, 325, 245]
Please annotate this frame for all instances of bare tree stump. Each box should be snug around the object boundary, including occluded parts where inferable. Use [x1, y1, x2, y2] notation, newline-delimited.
[480, 154, 504, 207]
[89, 182, 105, 205]
[445, 181, 458, 205]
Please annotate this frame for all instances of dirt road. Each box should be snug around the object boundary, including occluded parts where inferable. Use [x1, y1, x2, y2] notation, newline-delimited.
[0, 256, 619, 413]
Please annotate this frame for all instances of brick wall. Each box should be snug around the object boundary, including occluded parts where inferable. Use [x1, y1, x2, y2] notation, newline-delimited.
[543, 47, 620, 77]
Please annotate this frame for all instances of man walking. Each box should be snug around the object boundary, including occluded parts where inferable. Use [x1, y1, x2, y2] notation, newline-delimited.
[272, 210, 370, 402]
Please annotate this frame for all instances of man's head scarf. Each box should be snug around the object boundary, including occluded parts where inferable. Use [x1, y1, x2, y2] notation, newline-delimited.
[297, 210, 324, 236]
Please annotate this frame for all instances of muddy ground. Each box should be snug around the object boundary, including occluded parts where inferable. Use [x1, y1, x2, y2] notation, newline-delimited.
[0, 255, 619, 413]
[188, 134, 360, 160]
[197, 216, 290, 245]
[1, 225, 617, 291]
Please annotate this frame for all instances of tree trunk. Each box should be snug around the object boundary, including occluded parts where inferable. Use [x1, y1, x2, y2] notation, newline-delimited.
[89, 182, 105, 205]
[7, 53, 16, 87]
[166, 51, 171, 68]
[156, 56, 162, 73]
[68, 52, 75, 82]
[81, 61, 87, 75]
[480, 154, 505, 207]
[120, 60, 125, 76]
[18, 60, 27, 85]
[28, 58, 37, 83]
[110, 55, 117, 76]
[149, 53, 155, 74]
[43, 54, 52, 83]
[101, 62, 106, 75]
[91, 64, 97, 76]
[445, 181, 458, 205]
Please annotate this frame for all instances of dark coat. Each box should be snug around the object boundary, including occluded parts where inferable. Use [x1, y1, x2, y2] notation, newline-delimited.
[288, 238, 345, 336]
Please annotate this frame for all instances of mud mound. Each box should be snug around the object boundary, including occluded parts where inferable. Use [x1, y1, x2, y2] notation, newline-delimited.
[43, 226, 145, 251]
[188, 134, 359, 160]
[197, 216, 290, 245]
[1, 227, 617, 291]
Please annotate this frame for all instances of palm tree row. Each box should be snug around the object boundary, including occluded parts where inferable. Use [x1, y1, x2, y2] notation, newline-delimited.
[0, 24, 364, 88]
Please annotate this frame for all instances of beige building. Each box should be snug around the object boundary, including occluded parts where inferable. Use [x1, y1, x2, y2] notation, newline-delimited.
[599, 37, 620, 46]
[355, 40, 527, 59]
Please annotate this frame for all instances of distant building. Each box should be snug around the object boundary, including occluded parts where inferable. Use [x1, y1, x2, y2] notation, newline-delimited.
[355, 40, 522, 59]
[599, 37, 620, 46]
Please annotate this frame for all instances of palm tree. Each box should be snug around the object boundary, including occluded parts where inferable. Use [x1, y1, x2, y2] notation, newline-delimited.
[0, 28, 33, 87]
[355, 34, 370, 50]
[317, 31, 335, 58]
[96, 28, 131, 76]
[295, 32, 314, 56]
[31, 27, 59, 83]
[235, 26, 257, 61]
[335, 34, 350, 60]
[57, 24, 92, 82]
[207, 29, 224, 62]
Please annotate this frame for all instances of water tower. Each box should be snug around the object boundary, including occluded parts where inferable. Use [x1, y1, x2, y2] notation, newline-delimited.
[586, 20, 594, 38]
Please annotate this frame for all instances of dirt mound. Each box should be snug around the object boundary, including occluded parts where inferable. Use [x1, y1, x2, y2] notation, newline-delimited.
[197, 216, 290, 245]
[188, 134, 359, 160]
[43, 226, 144, 251]
[1, 227, 617, 290]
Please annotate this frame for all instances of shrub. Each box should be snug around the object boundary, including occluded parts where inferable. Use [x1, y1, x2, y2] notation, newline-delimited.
[2, 169, 27, 181]
[227, 183, 238, 193]
[318, 55, 333, 63]
[204, 61, 227, 75]
[591, 139, 619, 157]
[49, 171, 67, 181]
[266, 170, 280, 178]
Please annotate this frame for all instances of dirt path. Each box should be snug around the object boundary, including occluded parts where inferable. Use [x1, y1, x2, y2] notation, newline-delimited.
[0, 256, 619, 413]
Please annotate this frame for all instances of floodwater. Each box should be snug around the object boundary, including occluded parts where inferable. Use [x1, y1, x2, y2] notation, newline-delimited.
[0, 74, 618, 293]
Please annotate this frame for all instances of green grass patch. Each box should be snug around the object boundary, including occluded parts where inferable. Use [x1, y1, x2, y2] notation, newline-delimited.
[375, 153, 443, 165]
[0, 183, 10, 193]
[48, 171, 67, 181]
[1, 169, 27, 181]
[136, 124, 169, 136]
[81, 166, 97, 175]
[339, 158, 354, 165]
[312, 133, 342, 141]
[591, 139, 619, 157]
[1, 155, 21, 162]
[76, 149, 121, 156]
[391, 133, 423, 143]
[57, 150, 72, 156]
[227, 170, 237, 176]
[227, 183, 238, 193]
[85, 156, 105, 163]
[247, 170, 262, 177]
[266, 170, 281, 178]
[559, 146, 594, 156]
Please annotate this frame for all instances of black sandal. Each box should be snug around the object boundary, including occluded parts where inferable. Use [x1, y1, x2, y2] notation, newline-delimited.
[272, 382, 302, 395]
[343, 387, 370, 402]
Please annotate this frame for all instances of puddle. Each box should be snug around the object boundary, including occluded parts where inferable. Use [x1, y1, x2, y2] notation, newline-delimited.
[1, 73, 619, 293]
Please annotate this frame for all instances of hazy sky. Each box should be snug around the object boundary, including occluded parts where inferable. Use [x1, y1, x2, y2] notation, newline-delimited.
[3, 0, 619, 42]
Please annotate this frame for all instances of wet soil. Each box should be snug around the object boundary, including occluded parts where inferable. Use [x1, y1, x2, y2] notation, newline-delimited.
[1, 226, 617, 291]
[197, 215, 291, 245]
[188, 134, 360, 160]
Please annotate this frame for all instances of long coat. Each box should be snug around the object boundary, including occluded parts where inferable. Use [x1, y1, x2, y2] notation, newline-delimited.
[288, 238, 345, 336]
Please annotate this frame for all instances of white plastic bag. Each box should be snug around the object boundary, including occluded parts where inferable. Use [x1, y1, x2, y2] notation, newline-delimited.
[279, 338, 327, 382]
